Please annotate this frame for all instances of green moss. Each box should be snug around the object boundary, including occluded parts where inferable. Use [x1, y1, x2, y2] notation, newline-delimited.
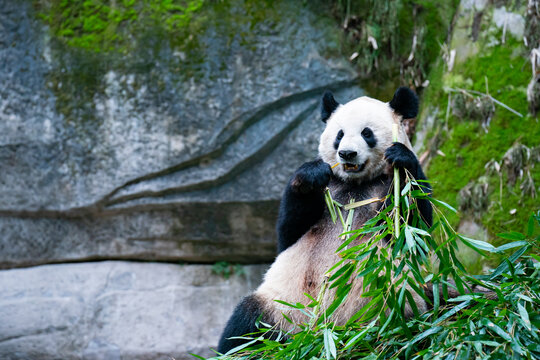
[425, 34, 539, 241]
[36, 0, 204, 53]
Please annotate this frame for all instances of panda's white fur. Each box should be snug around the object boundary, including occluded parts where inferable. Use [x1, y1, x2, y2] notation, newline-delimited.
[217, 88, 430, 353]
[319, 96, 413, 182]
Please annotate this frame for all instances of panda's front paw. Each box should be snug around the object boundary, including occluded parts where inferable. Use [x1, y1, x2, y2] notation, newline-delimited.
[290, 160, 332, 194]
[385, 142, 419, 175]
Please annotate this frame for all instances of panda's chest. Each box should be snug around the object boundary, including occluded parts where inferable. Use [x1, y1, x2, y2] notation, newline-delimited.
[325, 175, 391, 228]
[302, 175, 391, 265]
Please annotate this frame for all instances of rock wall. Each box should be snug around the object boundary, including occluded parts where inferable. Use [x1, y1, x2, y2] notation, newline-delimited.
[0, 262, 267, 360]
[0, 0, 362, 358]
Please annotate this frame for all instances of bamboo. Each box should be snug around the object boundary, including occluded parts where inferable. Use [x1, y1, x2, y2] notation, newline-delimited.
[393, 123, 400, 239]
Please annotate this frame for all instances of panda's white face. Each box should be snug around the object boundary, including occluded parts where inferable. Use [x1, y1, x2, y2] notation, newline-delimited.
[319, 96, 410, 183]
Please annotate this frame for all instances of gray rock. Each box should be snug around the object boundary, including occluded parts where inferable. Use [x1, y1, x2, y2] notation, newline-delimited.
[0, 0, 362, 267]
[0, 261, 268, 360]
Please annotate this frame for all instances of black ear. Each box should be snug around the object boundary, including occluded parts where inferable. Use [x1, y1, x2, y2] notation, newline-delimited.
[389, 87, 419, 119]
[321, 91, 339, 123]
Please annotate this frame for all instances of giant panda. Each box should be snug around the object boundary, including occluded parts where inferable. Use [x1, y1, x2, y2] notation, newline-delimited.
[217, 87, 433, 354]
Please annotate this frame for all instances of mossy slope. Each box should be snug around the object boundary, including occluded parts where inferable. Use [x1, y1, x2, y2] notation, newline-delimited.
[419, 2, 539, 250]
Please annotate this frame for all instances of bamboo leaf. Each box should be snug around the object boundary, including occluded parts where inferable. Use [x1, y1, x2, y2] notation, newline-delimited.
[433, 300, 470, 325]
[496, 231, 526, 241]
[517, 302, 532, 331]
[429, 198, 457, 213]
[409, 326, 442, 345]
[494, 241, 529, 252]
[323, 328, 337, 359]
[480, 319, 512, 341]
[459, 235, 497, 252]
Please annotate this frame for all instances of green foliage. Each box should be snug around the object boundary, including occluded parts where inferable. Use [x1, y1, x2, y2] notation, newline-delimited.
[212, 261, 245, 280]
[203, 173, 540, 359]
[313, 0, 459, 99]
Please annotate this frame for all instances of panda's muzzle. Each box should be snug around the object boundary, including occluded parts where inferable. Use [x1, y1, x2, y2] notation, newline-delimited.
[343, 161, 366, 173]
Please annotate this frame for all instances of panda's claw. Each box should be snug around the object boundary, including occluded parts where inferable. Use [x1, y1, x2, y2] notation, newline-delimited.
[290, 159, 332, 194]
[384, 142, 418, 175]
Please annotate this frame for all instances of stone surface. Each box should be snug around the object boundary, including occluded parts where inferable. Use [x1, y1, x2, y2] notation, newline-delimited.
[0, 0, 362, 267]
[0, 261, 268, 360]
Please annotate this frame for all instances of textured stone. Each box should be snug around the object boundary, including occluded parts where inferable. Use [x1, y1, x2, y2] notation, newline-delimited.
[0, 0, 362, 267]
[0, 261, 268, 360]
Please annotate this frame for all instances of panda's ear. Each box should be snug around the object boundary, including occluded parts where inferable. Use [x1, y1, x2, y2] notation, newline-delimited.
[321, 91, 340, 123]
[389, 87, 419, 119]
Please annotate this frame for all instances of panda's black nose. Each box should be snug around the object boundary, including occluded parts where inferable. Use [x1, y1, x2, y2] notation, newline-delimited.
[338, 150, 357, 161]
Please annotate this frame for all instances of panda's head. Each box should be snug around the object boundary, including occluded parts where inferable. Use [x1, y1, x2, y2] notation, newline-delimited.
[318, 87, 418, 183]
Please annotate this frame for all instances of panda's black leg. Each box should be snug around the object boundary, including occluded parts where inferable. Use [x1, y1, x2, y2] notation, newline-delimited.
[276, 159, 332, 253]
[384, 142, 432, 227]
[218, 294, 269, 354]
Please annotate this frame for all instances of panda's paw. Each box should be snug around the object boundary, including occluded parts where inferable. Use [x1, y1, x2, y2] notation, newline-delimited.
[384, 142, 418, 174]
[290, 160, 332, 194]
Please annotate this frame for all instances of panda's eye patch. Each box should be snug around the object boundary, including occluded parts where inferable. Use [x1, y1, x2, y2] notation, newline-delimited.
[361, 127, 377, 148]
[333, 130, 344, 150]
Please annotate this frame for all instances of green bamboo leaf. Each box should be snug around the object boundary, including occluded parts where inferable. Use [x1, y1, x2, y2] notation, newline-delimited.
[225, 337, 261, 355]
[429, 198, 457, 213]
[405, 226, 416, 253]
[401, 181, 411, 196]
[189, 353, 206, 360]
[274, 299, 304, 309]
[323, 328, 337, 359]
[347, 294, 383, 324]
[517, 302, 532, 331]
[516, 294, 533, 303]
[378, 308, 395, 334]
[328, 263, 354, 282]
[479, 319, 512, 341]
[496, 231, 526, 241]
[490, 245, 530, 279]
[337, 232, 363, 251]
[342, 321, 375, 350]
[494, 241, 529, 252]
[409, 326, 442, 345]
[459, 235, 497, 252]
[433, 300, 470, 325]
[433, 281, 440, 313]
[357, 261, 382, 277]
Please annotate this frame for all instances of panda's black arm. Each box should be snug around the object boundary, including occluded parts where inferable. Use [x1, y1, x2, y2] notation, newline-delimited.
[276, 159, 332, 253]
[384, 142, 433, 227]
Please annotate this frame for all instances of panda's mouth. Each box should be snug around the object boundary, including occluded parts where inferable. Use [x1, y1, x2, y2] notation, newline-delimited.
[343, 161, 366, 173]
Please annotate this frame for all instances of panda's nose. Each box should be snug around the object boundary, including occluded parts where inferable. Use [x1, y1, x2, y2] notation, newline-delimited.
[338, 150, 357, 161]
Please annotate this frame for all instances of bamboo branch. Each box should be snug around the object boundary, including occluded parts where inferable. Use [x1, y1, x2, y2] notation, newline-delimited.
[393, 124, 400, 239]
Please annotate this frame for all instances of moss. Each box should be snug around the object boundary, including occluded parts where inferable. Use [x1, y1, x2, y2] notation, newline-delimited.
[424, 32, 539, 242]
[35, 0, 204, 53]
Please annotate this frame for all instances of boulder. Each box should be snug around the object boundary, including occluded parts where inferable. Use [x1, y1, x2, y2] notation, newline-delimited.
[0, 261, 268, 360]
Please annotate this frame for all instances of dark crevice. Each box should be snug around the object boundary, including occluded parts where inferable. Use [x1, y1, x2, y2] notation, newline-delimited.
[0, 257, 274, 271]
[0, 199, 279, 219]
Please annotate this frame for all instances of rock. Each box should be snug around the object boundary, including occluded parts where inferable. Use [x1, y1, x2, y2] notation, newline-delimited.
[493, 6, 525, 40]
[0, 0, 362, 267]
[0, 261, 268, 360]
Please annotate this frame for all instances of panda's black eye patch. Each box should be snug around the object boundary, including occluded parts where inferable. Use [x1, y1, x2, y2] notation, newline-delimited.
[333, 129, 344, 150]
[361, 127, 377, 148]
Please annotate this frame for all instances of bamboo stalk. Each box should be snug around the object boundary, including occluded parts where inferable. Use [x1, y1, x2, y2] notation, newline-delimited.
[393, 124, 400, 239]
